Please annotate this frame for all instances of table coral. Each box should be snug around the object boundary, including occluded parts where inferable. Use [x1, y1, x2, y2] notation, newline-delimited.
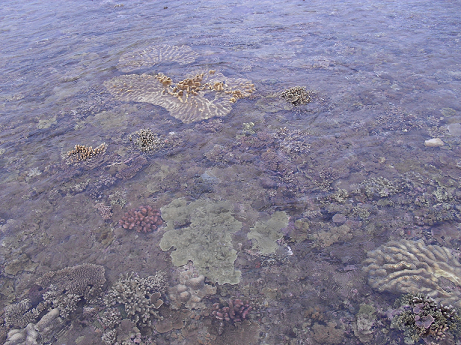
[104, 70, 255, 123]
[159, 198, 242, 284]
[118, 205, 163, 233]
[363, 239, 461, 307]
[116, 44, 198, 72]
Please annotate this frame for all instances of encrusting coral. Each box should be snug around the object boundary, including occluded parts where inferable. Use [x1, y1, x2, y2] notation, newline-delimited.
[118, 205, 163, 233]
[104, 70, 255, 123]
[116, 44, 199, 72]
[363, 239, 461, 307]
[159, 198, 243, 284]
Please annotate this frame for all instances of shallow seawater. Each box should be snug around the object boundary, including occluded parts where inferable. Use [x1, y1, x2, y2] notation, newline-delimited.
[1, 0, 461, 344]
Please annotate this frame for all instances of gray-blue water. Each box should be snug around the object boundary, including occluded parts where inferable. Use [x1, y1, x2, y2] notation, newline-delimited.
[1, 0, 461, 344]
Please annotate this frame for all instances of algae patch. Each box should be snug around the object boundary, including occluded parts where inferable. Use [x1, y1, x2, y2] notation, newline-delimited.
[159, 198, 242, 285]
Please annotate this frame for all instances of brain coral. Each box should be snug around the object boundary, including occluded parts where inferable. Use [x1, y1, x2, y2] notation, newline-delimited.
[117, 44, 198, 72]
[103, 70, 255, 123]
[159, 198, 242, 284]
[362, 239, 461, 307]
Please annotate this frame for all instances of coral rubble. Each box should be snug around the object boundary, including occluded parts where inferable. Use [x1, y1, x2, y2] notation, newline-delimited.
[117, 44, 198, 72]
[66, 143, 106, 164]
[363, 239, 461, 307]
[281, 86, 312, 105]
[104, 70, 255, 123]
[390, 293, 460, 342]
[159, 198, 242, 284]
[118, 205, 163, 233]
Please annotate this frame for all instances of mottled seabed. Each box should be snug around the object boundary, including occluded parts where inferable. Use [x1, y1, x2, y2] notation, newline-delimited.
[1, 0, 461, 344]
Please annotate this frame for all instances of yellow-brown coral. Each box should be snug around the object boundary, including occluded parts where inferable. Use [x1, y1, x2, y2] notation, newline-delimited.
[104, 70, 255, 123]
[363, 239, 461, 307]
[66, 143, 106, 163]
[117, 44, 198, 72]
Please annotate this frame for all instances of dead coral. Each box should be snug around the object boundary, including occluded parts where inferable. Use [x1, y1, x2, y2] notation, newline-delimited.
[363, 239, 461, 307]
[66, 143, 106, 164]
[104, 70, 255, 123]
[117, 44, 198, 72]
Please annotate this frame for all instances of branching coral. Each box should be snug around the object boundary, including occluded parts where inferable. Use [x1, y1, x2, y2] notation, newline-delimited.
[104, 70, 255, 123]
[363, 239, 461, 307]
[281, 86, 312, 105]
[66, 143, 107, 164]
[103, 272, 166, 328]
[118, 205, 163, 233]
[117, 44, 199, 72]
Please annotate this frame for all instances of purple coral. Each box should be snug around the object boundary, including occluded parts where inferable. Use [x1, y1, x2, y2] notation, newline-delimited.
[119, 205, 163, 233]
[211, 299, 252, 335]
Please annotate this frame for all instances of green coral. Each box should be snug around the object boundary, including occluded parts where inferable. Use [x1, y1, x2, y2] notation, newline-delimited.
[159, 198, 242, 284]
[247, 211, 289, 254]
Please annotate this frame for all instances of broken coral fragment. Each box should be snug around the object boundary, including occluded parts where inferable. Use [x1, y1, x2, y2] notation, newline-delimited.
[159, 198, 242, 284]
[363, 239, 461, 307]
[104, 70, 255, 123]
[117, 44, 198, 72]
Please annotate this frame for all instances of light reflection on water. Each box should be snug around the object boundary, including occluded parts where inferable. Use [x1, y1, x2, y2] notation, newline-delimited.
[0, 0, 461, 344]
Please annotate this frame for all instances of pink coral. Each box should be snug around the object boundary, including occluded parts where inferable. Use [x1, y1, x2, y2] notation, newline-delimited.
[118, 206, 163, 233]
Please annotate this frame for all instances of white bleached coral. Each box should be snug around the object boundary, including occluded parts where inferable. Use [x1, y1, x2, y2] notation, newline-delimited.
[117, 44, 199, 72]
[362, 239, 461, 307]
[104, 70, 255, 123]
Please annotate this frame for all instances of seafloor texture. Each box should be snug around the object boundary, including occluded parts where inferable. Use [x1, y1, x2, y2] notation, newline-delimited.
[1, 0, 461, 344]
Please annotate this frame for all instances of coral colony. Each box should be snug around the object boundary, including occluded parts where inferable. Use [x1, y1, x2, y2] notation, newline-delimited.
[118, 206, 163, 233]
[211, 299, 252, 335]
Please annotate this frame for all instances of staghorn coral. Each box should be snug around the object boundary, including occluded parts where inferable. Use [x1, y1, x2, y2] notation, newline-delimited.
[117, 44, 198, 72]
[104, 70, 255, 123]
[363, 239, 461, 307]
[103, 272, 166, 328]
[159, 198, 242, 284]
[66, 143, 106, 164]
[118, 205, 163, 233]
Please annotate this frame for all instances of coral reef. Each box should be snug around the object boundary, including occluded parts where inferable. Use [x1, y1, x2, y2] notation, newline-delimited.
[118, 205, 163, 233]
[167, 262, 216, 310]
[94, 202, 113, 220]
[104, 70, 255, 123]
[129, 128, 166, 153]
[211, 299, 252, 335]
[247, 211, 289, 255]
[66, 143, 106, 163]
[311, 321, 344, 345]
[159, 198, 242, 284]
[353, 304, 376, 343]
[117, 44, 198, 72]
[281, 86, 312, 105]
[103, 272, 166, 328]
[363, 239, 461, 307]
[389, 293, 460, 342]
